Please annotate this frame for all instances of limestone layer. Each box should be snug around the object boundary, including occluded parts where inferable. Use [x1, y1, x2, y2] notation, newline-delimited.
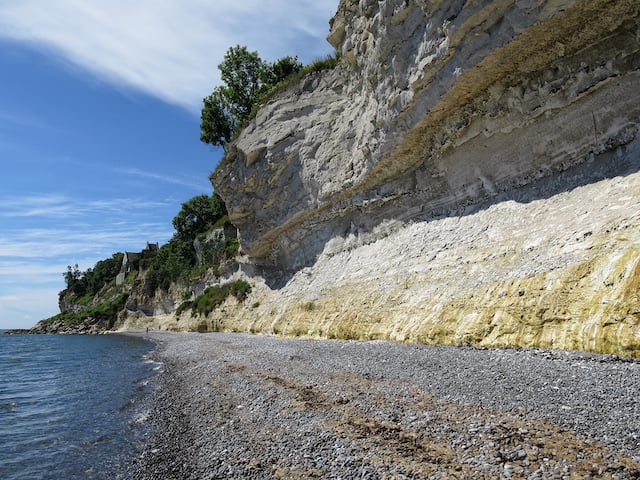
[206, 140, 640, 356]
[208, 0, 640, 355]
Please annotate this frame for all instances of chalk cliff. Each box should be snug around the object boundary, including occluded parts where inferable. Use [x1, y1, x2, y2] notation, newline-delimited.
[208, 0, 640, 356]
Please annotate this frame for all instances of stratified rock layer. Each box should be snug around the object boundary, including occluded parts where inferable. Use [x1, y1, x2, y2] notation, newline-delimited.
[209, 0, 640, 355]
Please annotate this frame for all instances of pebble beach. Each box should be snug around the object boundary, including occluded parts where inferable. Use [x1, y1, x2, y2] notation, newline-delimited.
[127, 331, 640, 479]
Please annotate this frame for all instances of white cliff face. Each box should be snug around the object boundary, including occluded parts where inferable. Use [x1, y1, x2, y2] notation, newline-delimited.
[205, 139, 640, 356]
[213, 0, 640, 274]
[208, 0, 640, 355]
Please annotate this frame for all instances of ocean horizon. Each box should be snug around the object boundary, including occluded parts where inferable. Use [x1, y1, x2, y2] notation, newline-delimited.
[0, 331, 158, 479]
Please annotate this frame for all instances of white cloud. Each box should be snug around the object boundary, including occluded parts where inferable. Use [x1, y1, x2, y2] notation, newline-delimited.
[0, 260, 65, 284]
[0, 193, 173, 306]
[0, 0, 337, 112]
[0, 194, 75, 218]
[0, 223, 174, 329]
[118, 167, 211, 191]
[0, 225, 172, 259]
[0, 193, 172, 218]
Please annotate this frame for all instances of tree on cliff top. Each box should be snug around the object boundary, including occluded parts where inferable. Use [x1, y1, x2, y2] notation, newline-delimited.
[172, 192, 227, 243]
[200, 45, 302, 150]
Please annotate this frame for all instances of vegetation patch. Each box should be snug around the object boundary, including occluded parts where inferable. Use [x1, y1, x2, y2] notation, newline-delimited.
[175, 300, 193, 317]
[45, 293, 129, 329]
[247, 52, 340, 122]
[301, 301, 316, 312]
[201, 45, 340, 153]
[190, 280, 252, 317]
[143, 193, 235, 294]
[62, 253, 124, 300]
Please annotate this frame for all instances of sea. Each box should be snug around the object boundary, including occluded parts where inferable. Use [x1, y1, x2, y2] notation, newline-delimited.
[0, 331, 159, 480]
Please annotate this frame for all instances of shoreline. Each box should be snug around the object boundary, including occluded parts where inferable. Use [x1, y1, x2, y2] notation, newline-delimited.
[126, 331, 640, 478]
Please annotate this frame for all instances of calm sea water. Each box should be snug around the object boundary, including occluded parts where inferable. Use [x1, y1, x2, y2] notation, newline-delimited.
[0, 332, 158, 480]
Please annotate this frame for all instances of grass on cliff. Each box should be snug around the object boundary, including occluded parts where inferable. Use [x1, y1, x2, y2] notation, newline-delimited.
[244, 52, 341, 124]
[179, 279, 252, 317]
[212, 51, 341, 167]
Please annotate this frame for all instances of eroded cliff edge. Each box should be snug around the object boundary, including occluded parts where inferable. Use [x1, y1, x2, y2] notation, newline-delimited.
[209, 0, 640, 356]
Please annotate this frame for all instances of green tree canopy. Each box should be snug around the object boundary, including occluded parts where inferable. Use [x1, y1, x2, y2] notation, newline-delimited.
[172, 193, 228, 243]
[218, 45, 266, 120]
[200, 45, 302, 149]
[144, 193, 231, 293]
[200, 88, 233, 148]
[144, 238, 193, 294]
[62, 253, 124, 298]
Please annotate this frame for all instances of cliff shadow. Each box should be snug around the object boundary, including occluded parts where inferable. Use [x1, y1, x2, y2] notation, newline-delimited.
[256, 136, 640, 290]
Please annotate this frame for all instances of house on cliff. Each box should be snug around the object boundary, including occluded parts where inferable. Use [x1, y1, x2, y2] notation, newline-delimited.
[115, 242, 158, 285]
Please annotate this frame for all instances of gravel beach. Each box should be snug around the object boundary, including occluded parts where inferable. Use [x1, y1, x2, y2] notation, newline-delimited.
[127, 331, 640, 479]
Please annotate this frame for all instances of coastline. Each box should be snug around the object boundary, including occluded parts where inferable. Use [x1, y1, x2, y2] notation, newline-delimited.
[125, 331, 640, 479]
[0, 331, 159, 480]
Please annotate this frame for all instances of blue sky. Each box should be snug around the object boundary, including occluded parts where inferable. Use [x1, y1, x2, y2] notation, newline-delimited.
[0, 0, 337, 329]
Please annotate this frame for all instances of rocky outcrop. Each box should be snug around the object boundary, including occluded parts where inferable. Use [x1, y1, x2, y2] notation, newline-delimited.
[123, 282, 178, 318]
[29, 319, 107, 335]
[210, 0, 640, 355]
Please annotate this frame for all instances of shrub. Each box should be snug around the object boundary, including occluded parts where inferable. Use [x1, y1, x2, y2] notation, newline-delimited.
[301, 301, 316, 311]
[176, 301, 193, 317]
[144, 238, 194, 295]
[228, 279, 251, 302]
[191, 280, 252, 317]
[223, 238, 240, 259]
[47, 293, 129, 329]
[246, 52, 341, 123]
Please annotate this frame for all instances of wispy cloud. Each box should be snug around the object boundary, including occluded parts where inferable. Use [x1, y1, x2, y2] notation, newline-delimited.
[0, 194, 74, 218]
[118, 167, 211, 191]
[0, 219, 173, 327]
[0, 0, 337, 112]
[0, 221, 173, 327]
[0, 110, 57, 132]
[0, 260, 65, 284]
[0, 225, 172, 259]
[0, 193, 172, 219]
[0, 194, 173, 266]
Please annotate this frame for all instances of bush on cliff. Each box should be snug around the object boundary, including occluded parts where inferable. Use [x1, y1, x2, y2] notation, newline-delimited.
[45, 293, 129, 329]
[143, 239, 193, 294]
[247, 52, 341, 120]
[188, 280, 252, 317]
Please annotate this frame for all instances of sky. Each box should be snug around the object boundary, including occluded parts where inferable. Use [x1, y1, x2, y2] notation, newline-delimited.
[0, 0, 337, 329]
